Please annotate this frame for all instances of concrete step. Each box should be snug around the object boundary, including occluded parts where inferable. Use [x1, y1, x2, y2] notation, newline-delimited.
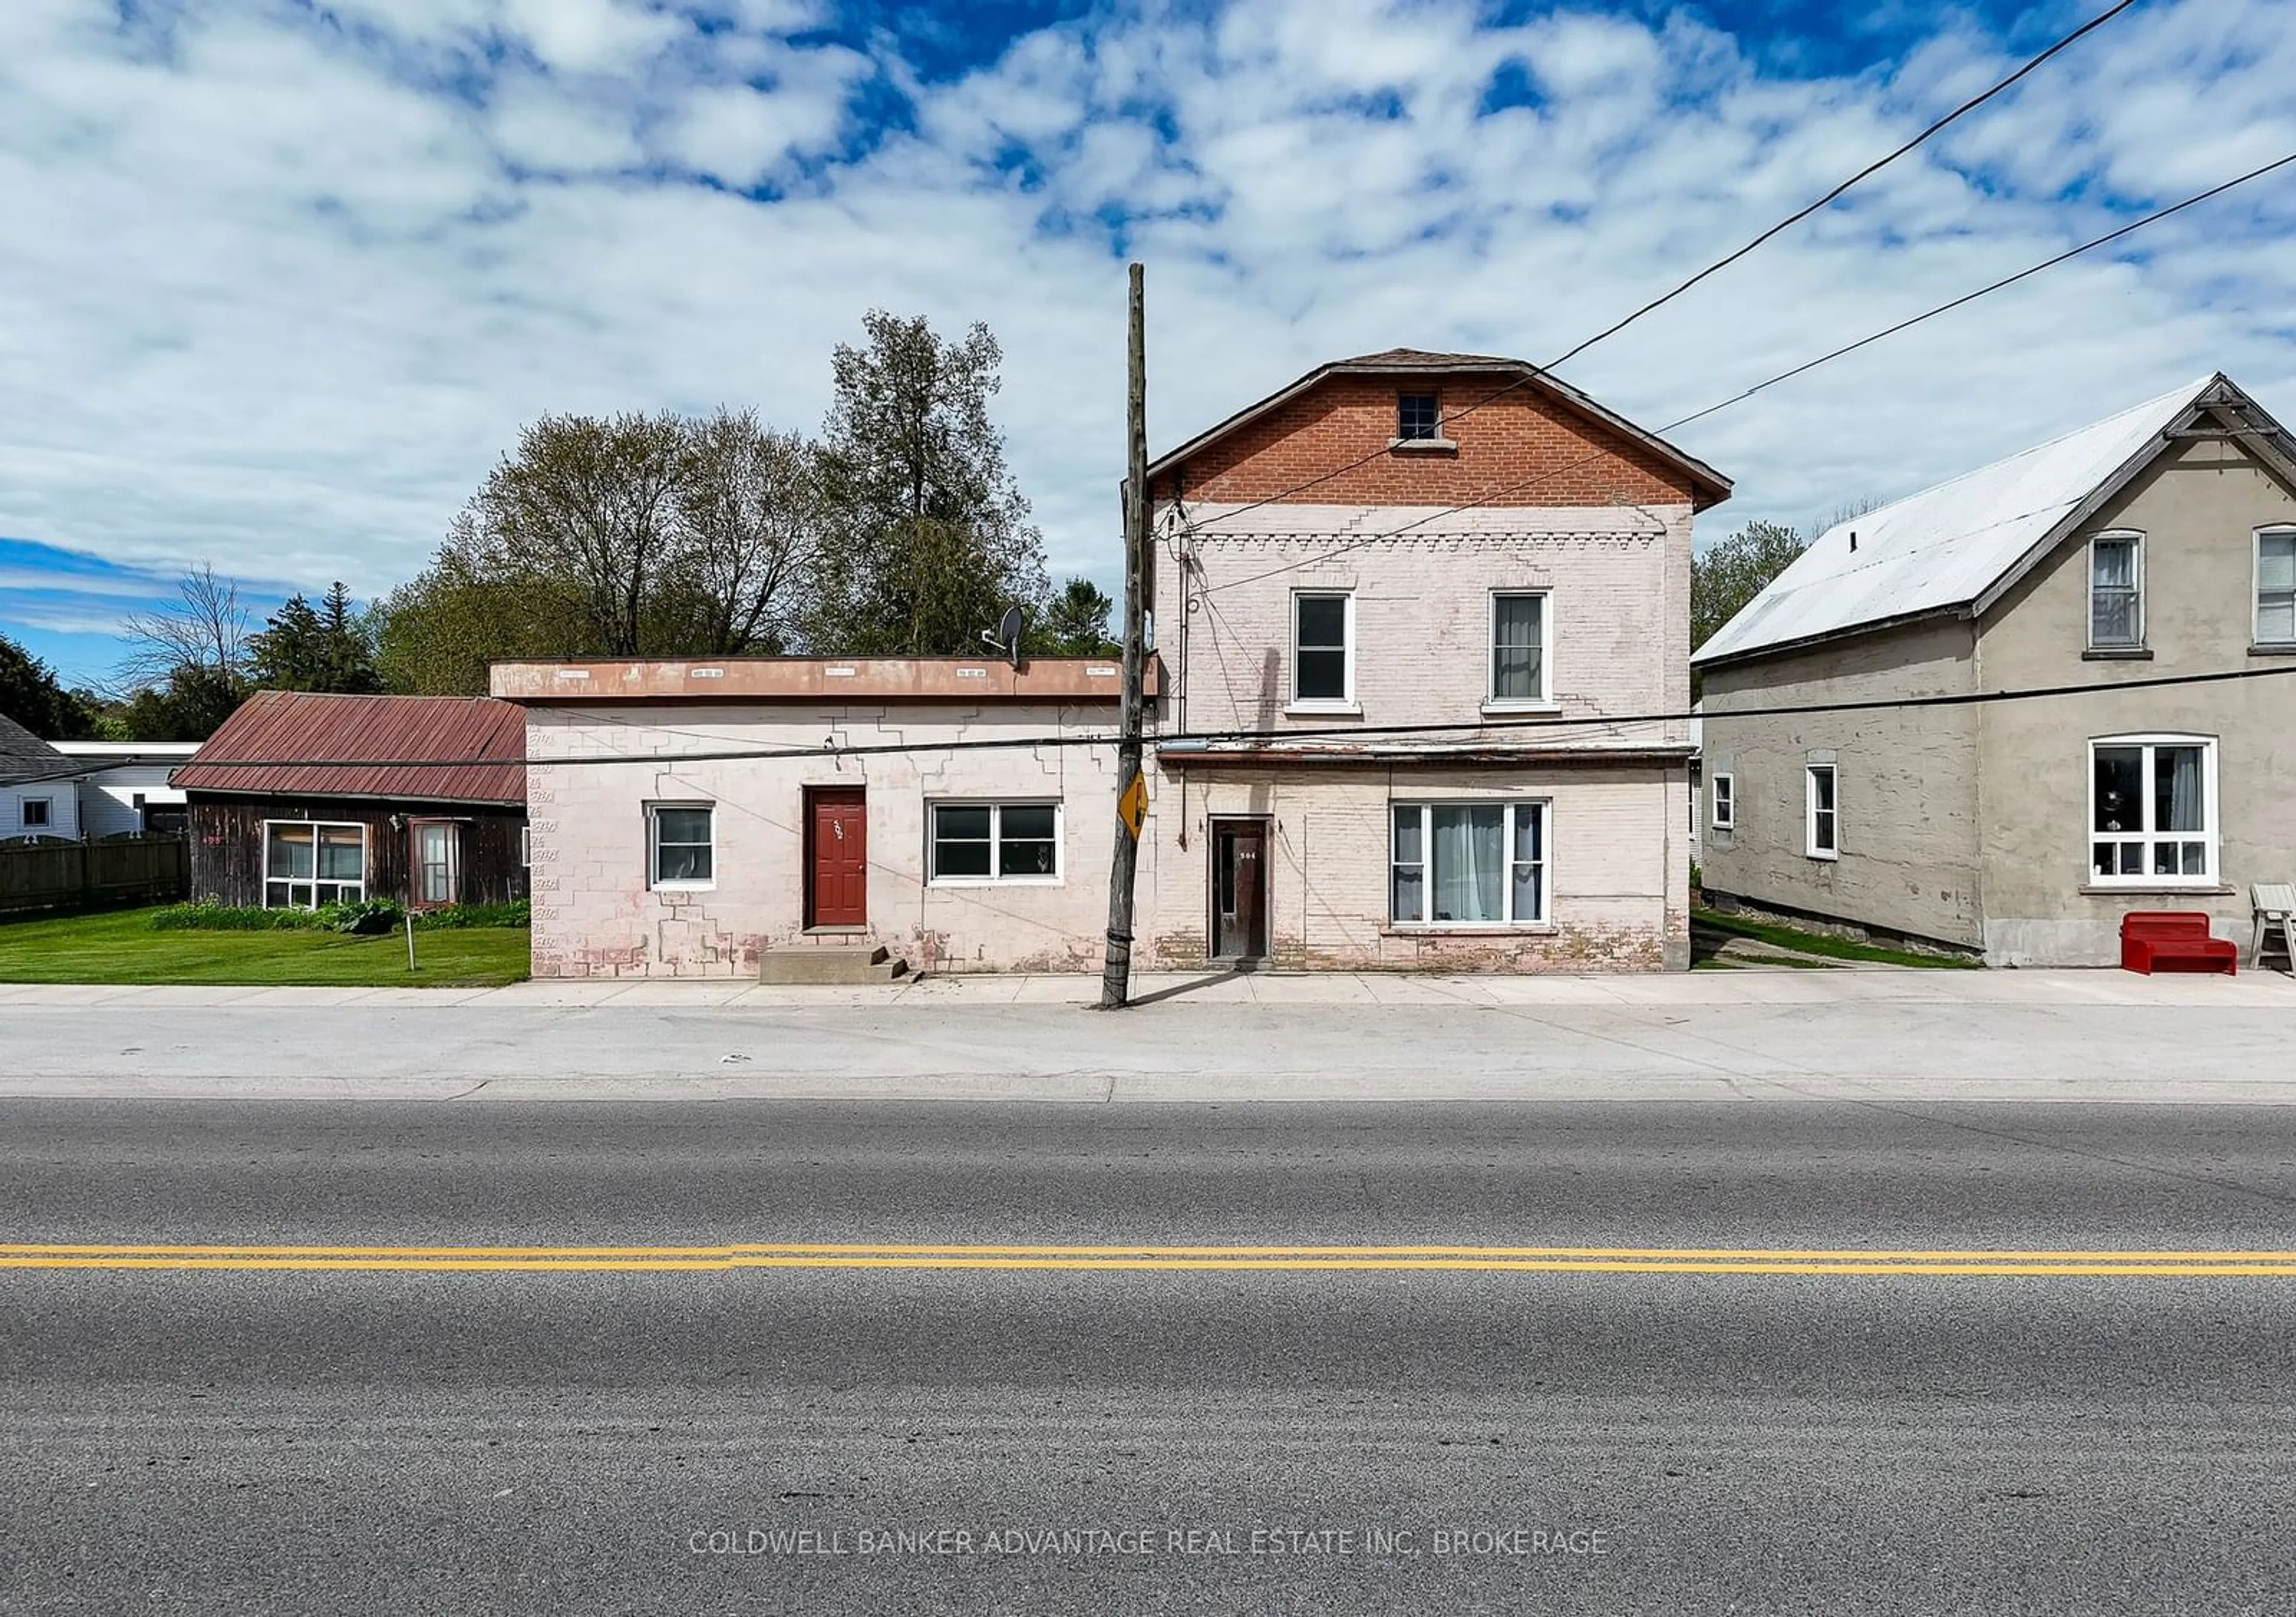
[758, 944, 908, 986]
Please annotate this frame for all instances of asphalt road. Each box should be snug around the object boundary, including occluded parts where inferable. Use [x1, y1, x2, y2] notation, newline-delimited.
[5, 1098, 2295, 1614]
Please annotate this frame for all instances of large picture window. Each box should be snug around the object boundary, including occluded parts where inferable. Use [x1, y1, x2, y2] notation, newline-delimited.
[648, 804, 715, 888]
[2090, 736, 2215, 884]
[1490, 592, 1547, 704]
[930, 802, 1061, 884]
[265, 821, 365, 908]
[1390, 802, 1547, 926]
[2257, 527, 2295, 645]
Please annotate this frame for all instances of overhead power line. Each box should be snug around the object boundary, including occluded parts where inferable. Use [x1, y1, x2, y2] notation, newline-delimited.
[1185, 0, 2144, 533]
[183, 660, 2296, 774]
[1541, 0, 2142, 371]
[1192, 145, 2296, 598]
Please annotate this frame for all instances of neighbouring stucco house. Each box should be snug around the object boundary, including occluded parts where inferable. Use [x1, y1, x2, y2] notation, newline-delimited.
[1693, 372, 2296, 967]
[1137, 348, 1730, 971]
[496, 347, 1728, 979]
[176, 691, 528, 910]
[0, 712, 83, 840]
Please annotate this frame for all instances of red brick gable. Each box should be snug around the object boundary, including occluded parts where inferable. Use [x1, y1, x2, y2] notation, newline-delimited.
[1152, 356, 1730, 512]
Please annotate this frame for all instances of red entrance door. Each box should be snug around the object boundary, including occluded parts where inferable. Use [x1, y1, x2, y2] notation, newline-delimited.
[807, 789, 868, 927]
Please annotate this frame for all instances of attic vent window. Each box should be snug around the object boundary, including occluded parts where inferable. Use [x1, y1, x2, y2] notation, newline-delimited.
[1397, 393, 1441, 441]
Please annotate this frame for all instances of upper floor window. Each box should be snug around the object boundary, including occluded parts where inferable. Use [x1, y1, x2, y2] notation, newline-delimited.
[1805, 764, 1837, 860]
[2090, 735, 2215, 884]
[1397, 392, 1441, 442]
[2257, 527, 2296, 646]
[1293, 592, 1353, 706]
[2088, 532, 2143, 649]
[1490, 592, 1547, 704]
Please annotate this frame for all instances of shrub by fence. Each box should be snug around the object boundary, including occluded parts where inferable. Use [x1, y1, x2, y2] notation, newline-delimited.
[0, 836, 189, 918]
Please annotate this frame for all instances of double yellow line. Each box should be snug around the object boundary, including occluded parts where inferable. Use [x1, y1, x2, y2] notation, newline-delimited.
[3, 1243, 2294, 1276]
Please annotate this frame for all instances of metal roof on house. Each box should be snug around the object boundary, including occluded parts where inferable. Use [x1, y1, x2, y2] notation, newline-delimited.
[0, 713, 82, 787]
[1147, 350, 1734, 510]
[1693, 373, 2296, 668]
[173, 691, 526, 805]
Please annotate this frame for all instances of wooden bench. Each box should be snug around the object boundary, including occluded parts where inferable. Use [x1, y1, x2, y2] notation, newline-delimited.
[2120, 912, 2238, 976]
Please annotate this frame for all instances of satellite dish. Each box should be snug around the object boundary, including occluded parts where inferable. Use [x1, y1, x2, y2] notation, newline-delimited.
[980, 606, 1026, 670]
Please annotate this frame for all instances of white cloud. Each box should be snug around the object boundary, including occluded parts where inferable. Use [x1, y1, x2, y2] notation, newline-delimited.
[0, 0, 2291, 636]
[655, 45, 870, 184]
[491, 75, 646, 172]
[503, 0, 684, 77]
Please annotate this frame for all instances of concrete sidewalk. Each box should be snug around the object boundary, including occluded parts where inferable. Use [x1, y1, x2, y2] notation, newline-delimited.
[4, 965, 2295, 1106]
[1, 965, 2292, 1010]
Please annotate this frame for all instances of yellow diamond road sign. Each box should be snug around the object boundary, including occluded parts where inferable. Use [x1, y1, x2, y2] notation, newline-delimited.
[1117, 772, 1148, 839]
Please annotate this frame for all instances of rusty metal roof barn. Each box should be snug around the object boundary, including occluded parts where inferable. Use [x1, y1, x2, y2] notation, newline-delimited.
[173, 692, 526, 805]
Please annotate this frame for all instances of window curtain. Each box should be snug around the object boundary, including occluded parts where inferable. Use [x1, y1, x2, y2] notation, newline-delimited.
[1433, 806, 1503, 922]
[2158, 745, 2202, 833]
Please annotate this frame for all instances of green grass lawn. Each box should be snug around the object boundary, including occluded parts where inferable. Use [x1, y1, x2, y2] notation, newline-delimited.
[0, 907, 531, 987]
[1692, 907, 1980, 970]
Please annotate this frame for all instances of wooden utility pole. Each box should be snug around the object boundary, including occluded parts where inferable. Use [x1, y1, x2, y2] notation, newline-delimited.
[1099, 262, 1149, 1009]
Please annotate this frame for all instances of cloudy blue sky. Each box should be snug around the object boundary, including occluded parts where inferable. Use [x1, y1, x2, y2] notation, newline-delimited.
[2, 0, 2292, 685]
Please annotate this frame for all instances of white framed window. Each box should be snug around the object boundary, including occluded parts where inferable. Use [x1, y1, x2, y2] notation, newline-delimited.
[1390, 801, 1547, 927]
[519, 824, 530, 867]
[2087, 531, 2144, 649]
[1712, 772, 1735, 831]
[1488, 591, 1549, 705]
[1292, 591, 1354, 706]
[2257, 527, 2296, 645]
[929, 802, 1061, 885]
[2089, 735, 2216, 884]
[1805, 765, 1837, 860]
[264, 820, 366, 908]
[648, 803, 715, 889]
[20, 797, 51, 829]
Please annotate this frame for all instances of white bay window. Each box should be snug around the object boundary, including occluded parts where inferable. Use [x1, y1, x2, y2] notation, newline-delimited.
[1391, 801, 1547, 926]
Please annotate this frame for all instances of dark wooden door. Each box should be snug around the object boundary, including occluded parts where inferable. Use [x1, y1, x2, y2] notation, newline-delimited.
[807, 789, 868, 927]
[1211, 820, 1267, 959]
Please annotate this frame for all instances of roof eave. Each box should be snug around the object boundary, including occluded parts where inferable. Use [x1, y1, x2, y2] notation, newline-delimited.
[1693, 603, 1971, 674]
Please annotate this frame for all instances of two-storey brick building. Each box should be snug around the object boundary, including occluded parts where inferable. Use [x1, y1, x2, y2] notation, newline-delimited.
[1694, 372, 2296, 966]
[493, 348, 1729, 978]
[1134, 349, 1732, 971]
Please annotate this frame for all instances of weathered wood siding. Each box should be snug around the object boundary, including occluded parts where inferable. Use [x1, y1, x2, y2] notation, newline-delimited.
[187, 794, 528, 908]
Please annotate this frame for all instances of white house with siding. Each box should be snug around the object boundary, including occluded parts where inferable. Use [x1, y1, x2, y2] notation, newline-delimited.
[54, 741, 197, 837]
